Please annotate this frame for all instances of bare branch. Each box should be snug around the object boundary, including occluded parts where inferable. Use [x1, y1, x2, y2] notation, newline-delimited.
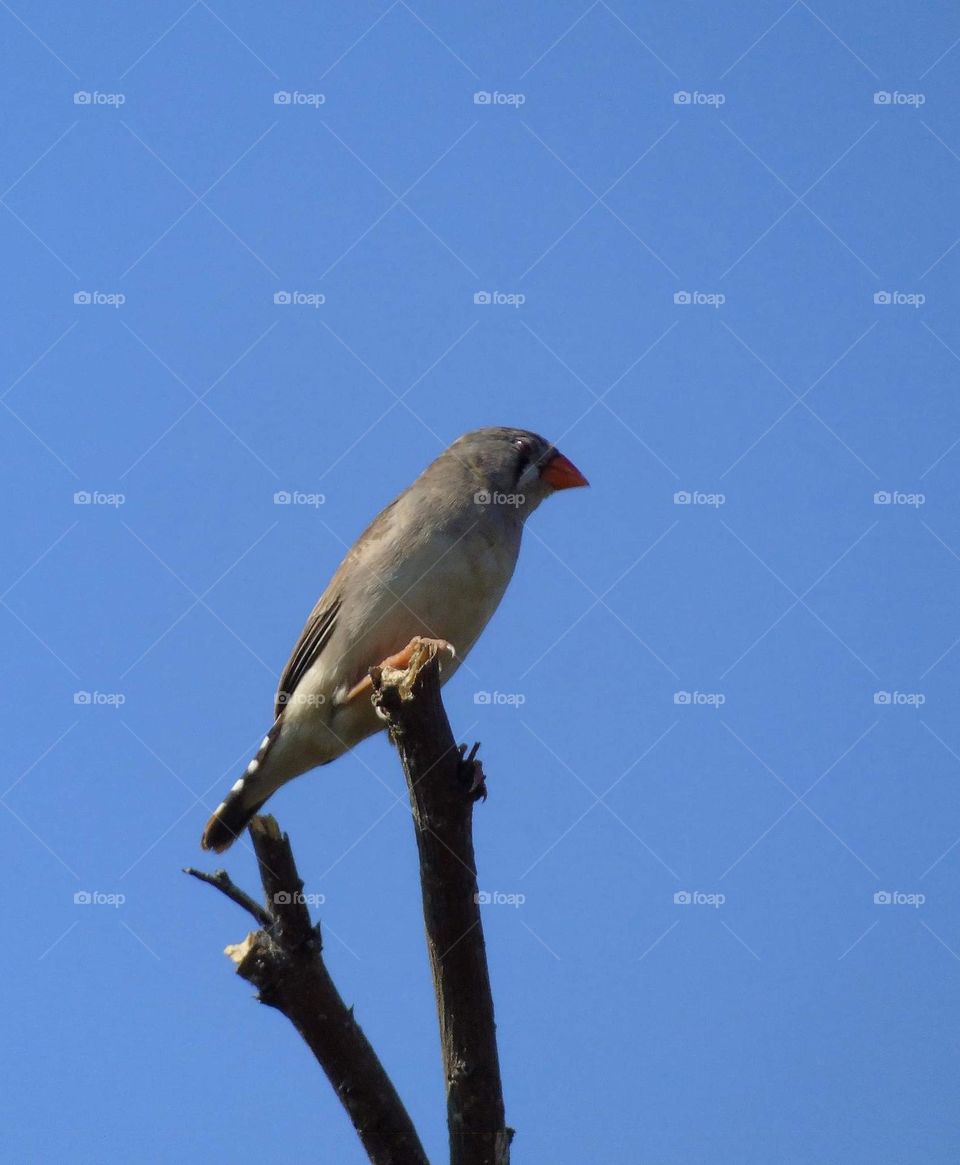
[372, 640, 513, 1165]
[191, 638, 512, 1163]
[183, 865, 272, 928]
[188, 816, 429, 1165]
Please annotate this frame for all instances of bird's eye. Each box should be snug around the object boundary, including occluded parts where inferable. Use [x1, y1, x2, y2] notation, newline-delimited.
[513, 438, 531, 455]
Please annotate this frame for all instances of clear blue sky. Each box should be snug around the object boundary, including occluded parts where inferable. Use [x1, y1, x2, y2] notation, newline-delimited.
[3, 4, 959, 1162]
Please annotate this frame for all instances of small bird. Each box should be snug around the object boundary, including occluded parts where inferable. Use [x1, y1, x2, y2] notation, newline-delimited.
[201, 427, 588, 851]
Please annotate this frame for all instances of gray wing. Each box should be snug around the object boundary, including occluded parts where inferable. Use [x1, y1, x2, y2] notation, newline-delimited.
[273, 495, 410, 718]
[275, 595, 342, 718]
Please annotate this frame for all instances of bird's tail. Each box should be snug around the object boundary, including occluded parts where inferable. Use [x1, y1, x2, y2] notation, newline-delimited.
[201, 721, 283, 853]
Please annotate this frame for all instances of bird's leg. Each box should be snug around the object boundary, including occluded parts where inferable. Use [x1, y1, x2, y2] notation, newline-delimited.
[458, 741, 486, 801]
[347, 636, 456, 703]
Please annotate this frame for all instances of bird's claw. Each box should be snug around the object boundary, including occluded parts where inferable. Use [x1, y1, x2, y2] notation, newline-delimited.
[413, 636, 456, 663]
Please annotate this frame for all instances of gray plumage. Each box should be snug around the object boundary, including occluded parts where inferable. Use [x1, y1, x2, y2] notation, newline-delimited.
[201, 427, 587, 851]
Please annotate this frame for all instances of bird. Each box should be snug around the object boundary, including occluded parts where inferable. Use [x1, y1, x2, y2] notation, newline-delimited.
[201, 426, 588, 851]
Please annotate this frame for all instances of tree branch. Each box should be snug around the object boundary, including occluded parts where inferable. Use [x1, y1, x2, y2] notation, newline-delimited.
[371, 640, 513, 1165]
[188, 815, 429, 1165]
[183, 865, 272, 928]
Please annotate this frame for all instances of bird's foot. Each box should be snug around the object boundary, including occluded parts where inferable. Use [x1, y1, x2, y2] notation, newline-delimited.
[350, 637, 457, 704]
[459, 742, 486, 801]
[400, 636, 456, 667]
[377, 636, 456, 673]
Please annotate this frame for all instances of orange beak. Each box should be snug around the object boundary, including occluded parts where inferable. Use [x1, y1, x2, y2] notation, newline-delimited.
[540, 450, 589, 490]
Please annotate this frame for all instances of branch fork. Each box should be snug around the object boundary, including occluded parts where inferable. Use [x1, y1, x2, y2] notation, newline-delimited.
[189, 639, 512, 1165]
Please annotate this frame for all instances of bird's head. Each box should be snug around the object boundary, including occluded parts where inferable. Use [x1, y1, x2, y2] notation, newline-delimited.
[450, 427, 589, 517]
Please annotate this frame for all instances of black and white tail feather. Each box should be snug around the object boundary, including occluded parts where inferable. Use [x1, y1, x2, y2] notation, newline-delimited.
[200, 720, 283, 852]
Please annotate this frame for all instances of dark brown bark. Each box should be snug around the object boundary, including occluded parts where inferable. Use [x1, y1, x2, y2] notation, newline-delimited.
[186, 817, 428, 1165]
[189, 639, 511, 1164]
[371, 641, 513, 1165]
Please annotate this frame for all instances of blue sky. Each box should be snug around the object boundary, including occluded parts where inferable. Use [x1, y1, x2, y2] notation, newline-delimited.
[3, 3, 960, 1162]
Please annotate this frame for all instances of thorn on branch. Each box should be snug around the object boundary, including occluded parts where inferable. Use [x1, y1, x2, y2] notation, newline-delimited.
[459, 742, 487, 801]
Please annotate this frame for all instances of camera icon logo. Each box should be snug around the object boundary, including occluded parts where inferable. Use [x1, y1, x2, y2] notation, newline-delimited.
[273, 490, 292, 504]
[74, 291, 92, 305]
[673, 91, 691, 105]
[874, 291, 891, 305]
[873, 91, 892, 105]
[474, 490, 491, 505]
[673, 490, 691, 504]
[673, 691, 691, 705]
[473, 91, 492, 105]
[274, 291, 292, 304]
[74, 890, 92, 904]
[273, 891, 292, 905]
[874, 891, 892, 904]
[474, 291, 491, 305]
[474, 690, 492, 704]
[273, 91, 292, 104]
[73, 91, 92, 105]
[673, 291, 691, 304]
[674, 891, 692, 904]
